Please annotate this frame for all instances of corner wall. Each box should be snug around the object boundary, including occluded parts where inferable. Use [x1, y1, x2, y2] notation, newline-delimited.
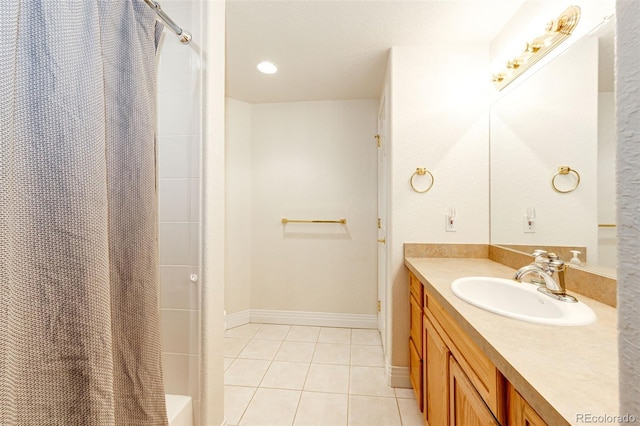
[225, 99, 379, 322]
[201, 0, 226, 424]
[386, 44, 491, 368]
[156, 0, 203, 417]
[225, 99, 252, 316]
[616, 0, 640, 417]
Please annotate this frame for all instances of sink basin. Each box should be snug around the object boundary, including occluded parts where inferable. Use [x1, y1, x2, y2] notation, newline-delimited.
[450, 277, 597, 326]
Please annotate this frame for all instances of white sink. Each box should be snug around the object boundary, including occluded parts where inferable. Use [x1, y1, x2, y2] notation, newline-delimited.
[450, 277, 597, 326]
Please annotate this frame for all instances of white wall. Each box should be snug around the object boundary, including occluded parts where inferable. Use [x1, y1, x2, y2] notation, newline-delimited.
[250, 100, 378, 315]
[225, 99, 379, 318]
[156, 0, 202, 416]
[616, 0, 640, 417]
[386, 44, 491, 367]
[490, 38, 599, 258]
[225, 99, 252, 315]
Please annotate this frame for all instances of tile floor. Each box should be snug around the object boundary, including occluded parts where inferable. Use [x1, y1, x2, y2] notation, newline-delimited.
[224, 323, 423, 426]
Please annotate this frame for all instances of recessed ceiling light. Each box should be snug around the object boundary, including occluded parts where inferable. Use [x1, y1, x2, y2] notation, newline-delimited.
[257, 61, 278, 74]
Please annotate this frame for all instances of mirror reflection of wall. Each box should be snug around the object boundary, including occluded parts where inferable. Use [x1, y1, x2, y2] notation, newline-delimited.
[490, 16, 615, 272]
[596, 19, 616, 269]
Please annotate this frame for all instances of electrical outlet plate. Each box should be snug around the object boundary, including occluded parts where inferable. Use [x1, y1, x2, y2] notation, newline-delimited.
[445, 215, 457, 232]
[523, 215, 536, 233]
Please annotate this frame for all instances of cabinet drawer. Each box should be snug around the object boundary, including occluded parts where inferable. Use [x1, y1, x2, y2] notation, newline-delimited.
[409, 338, 423, 411]
[410, 294, 423, 355]
[426, 293, 506, 423]
[409, 271, 424, 304]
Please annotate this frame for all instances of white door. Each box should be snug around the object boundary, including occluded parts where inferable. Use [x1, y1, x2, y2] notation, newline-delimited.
[377, 96, 388, 351]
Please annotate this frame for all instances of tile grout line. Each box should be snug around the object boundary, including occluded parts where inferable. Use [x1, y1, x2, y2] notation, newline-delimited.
[241, 324, 291, 425]
[395, 394, 404, 426]
[225, 325, 400, 426]
[290, 327, 320, 425]
[229, 323, 264, 426]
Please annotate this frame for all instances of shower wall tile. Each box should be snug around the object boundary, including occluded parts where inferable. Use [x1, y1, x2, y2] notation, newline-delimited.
[158, 47, 201, 94]
[156, 0, 202, 407]
[158, 92, 201, 136]
[189, 223, 201, 266]
[158, 2, 203, 48]
[189, 354, 200, 398]
[162, 353, 190, 395]
[189, 310, 200, 355]
[159, 223, 192, 265]
[159, 265, 198, 310]
[161, 310, 192, 354]
[158, 135, 200, 178]
[159, 179, 192, 222]
[190, 180, 200, 221]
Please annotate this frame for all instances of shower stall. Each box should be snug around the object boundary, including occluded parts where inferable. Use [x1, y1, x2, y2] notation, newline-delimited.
[0, 0, 225, 424]
[156, 0, 225, 424]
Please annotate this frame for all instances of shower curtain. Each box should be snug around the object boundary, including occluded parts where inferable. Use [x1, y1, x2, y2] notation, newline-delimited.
[0, 1, 168, 424]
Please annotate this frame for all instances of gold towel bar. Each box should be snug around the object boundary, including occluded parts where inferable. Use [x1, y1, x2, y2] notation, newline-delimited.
[598, 224, 617, 228]
[281, 218, 347, 225]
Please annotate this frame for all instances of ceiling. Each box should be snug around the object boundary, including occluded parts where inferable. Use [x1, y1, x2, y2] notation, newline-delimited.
[225, 1, 526, 104]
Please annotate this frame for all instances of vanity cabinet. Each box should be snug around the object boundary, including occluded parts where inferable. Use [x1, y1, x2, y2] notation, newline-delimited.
[421, 272, 506, 425]
[424, 313, 449, 425]
[409, 272, 424, 410]
[409, 270, 548, 426]
[450, 356, 499, 425]
[507, 384, 546, 426]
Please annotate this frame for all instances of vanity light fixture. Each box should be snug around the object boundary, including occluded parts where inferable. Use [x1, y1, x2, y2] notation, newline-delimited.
[257, 61, 278, 74]
[492, 5, 581, 91]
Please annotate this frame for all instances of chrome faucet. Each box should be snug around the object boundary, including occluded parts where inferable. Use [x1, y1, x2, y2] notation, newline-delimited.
[513, 250, 577, 303]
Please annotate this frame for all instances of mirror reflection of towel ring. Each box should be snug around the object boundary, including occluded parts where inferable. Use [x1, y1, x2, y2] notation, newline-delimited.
[552, 166, 581, 193]
[410, 168, 434, 193]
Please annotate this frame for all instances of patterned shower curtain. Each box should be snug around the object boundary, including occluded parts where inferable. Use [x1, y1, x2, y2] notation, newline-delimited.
[0, 1, 168, 424]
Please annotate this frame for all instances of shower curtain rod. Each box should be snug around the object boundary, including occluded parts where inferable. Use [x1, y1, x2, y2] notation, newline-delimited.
[143, 0, 192, 45]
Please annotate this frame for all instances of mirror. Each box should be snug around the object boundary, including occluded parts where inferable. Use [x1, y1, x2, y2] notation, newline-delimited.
[490, 16, 616, 275]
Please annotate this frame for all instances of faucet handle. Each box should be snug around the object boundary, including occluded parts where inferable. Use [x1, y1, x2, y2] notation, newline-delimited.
[547, 252, 565, 269]
[532, 249, 548, 259]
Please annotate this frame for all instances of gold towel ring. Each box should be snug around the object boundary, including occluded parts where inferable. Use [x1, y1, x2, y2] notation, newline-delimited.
[410, 168, 434, 193]
[552, 166, 581, 193]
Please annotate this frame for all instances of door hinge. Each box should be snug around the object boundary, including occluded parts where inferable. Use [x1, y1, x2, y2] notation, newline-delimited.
[375, 134, 381, 147]
[377, 218, 381, 229]
[378, 300, 381, 312]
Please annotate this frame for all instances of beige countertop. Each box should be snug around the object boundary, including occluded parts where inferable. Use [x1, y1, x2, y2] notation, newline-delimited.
[405, 257, 619, 426]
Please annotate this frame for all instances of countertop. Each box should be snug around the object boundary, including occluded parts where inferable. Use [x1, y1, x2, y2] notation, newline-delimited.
[405, 257, 619, 426]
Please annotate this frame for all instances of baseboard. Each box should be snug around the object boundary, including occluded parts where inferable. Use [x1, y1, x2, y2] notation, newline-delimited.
[250, 309, 378, 329]
[224, 309, 378, 330]
[386, 361, 411, 388]
[224, 310, 251, 330]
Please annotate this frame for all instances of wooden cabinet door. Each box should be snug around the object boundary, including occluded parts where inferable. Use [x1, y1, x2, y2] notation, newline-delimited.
[508, 385, 547, 426]
[409, 337, 423, 411]
[409, 289, 424, 410]
[424, 314, 450, 426]
[449, 356, 499, 426]
[410, 294, 423, 356]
